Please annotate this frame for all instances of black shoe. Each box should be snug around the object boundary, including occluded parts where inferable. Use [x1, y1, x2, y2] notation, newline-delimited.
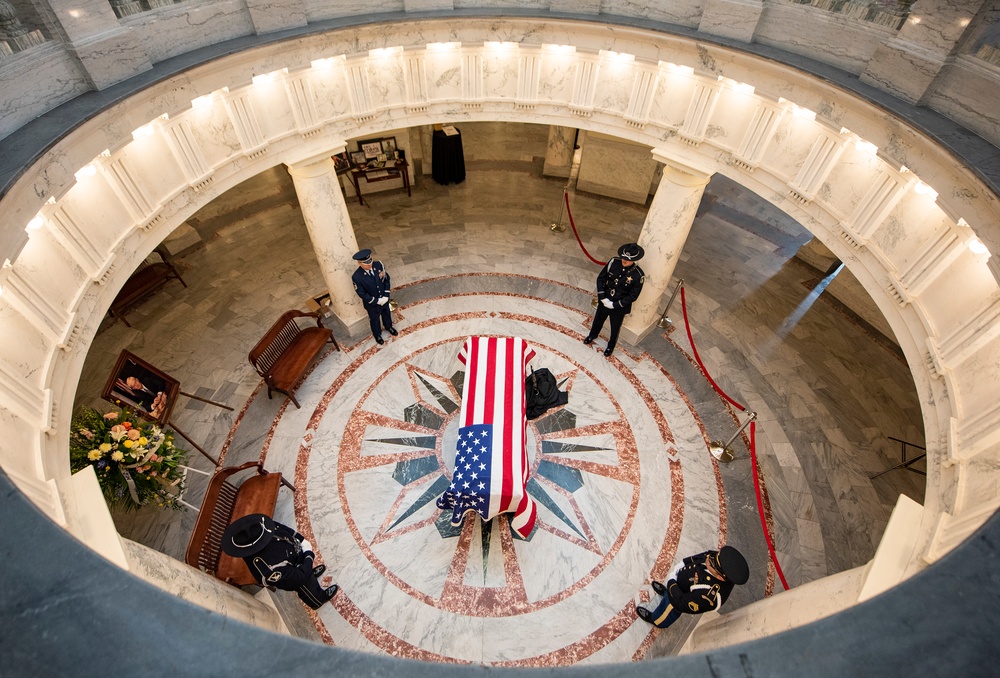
[604, 348, 613, 357]
[651, 580, 666, 596]
[387, 327, 398, 336]
[376, 337, 385, 345]
[636, 606, 652, 622]
[312, 564, 326, 578]
[583, 336, 594, 345]
[325, 584, 339, 599]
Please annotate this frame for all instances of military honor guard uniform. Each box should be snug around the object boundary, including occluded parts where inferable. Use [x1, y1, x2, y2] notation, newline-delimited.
[584, 243, 645, 357]
[221, 514, 338, 610]
[351, 248, 397, 345]
[636, 545, 749, 629]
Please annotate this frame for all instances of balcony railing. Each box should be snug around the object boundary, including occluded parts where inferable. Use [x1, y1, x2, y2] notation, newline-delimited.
[109, 0, 186, 20]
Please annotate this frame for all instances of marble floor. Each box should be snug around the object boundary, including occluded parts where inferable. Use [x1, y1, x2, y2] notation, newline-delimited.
[75, 122, 925, 664]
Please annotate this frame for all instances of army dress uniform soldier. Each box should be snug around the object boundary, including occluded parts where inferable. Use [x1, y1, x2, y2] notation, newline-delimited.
[583, 243, 645, 357]
[636, 545, 749, 629]
[221, 514, 338, 610]
[351, 249, 397, 345]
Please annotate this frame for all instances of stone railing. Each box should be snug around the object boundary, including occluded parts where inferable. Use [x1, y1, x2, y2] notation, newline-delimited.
[0, 1, 46, 62]
[791, 0, 910, 30]
[109, 0, 185, 19]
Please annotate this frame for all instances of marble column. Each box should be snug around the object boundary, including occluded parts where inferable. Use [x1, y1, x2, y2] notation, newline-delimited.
[542, 125, 576, 179]
[42, 0, 151, 89]
[621, 152, 712, 345]
[286, 153, 367, 334]
[860, 0, 988, 104]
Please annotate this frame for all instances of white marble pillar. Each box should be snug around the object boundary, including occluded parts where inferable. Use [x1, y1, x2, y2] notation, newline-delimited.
[43, 0, 151, 89]
[286, 154, 367, 334]
[860, 0, 988, 104]
[621, 152, 712, 345]
[542, 125, 576, 179]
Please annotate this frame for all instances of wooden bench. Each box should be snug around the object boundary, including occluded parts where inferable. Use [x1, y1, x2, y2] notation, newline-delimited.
[184, 461, 294, 587]
[249, 310, 339, 409]
[109, 246, 187, 327]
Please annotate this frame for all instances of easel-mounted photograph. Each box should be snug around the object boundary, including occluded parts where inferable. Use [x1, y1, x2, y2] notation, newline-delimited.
[102, 350, 180, 425]
[333, 151, 352, 175]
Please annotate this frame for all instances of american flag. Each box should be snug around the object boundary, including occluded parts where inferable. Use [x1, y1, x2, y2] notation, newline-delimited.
[437, 336, 537, 539]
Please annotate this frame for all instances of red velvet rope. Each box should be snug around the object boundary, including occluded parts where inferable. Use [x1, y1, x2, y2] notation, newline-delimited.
[563, 190, 607, 266]
[680, 284, 790, 591]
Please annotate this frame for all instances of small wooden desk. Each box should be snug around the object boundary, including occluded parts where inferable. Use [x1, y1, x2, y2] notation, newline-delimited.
[349, 160, 411, 206]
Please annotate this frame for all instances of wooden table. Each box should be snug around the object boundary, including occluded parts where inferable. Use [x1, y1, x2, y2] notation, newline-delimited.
[349, 160, 411, 206]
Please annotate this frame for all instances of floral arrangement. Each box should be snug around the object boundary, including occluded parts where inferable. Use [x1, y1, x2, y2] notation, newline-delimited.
[69, 407, 189, 511]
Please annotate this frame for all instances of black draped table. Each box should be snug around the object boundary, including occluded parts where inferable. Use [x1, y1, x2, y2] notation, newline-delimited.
[432, 127, 466, 185]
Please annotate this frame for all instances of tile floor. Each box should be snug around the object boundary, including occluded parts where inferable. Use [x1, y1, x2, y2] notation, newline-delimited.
[75, 122, 925, 664]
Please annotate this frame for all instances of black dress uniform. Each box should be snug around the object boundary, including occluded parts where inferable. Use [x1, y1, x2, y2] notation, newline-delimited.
[221, 514, 338, 610]
[584, 243, 645, 357]
[351, 248, 397, 344]
[636, 545, 749, 629]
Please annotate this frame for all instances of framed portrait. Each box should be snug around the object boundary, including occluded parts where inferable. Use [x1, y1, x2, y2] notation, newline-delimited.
[350, 150, 367, 167]
[381, 137, 397, 154]
[102, 350, 180, 425]
[359, 138, 383, 159]
[332, 151, 351, 175]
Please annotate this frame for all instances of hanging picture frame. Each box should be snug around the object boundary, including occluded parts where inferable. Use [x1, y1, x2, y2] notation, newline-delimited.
[359, 138, 384, 160]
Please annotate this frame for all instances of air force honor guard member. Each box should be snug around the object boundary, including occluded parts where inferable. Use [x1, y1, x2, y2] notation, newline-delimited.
[583, 243, 645, 357]
[221, 514, 338, 610]
[351, 249, 397, 345]
[635, 545, 750, 629]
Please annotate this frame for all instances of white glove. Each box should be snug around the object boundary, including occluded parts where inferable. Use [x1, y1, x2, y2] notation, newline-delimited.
[377, 296, 388, 306]
[300, 539, 312, 553]
[601, 298, 614, 309]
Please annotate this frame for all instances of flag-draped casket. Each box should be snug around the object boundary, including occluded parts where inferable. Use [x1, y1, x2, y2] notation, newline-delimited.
[436, 336, 538, 539]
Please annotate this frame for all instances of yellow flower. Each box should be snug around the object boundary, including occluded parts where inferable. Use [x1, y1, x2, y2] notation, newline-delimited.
[99, 443, 112, 452]
[87, 450, 102, 461]
[111, 451, 124, 462]
[139, 437, 148, 446]
[123, 440, 134, 448]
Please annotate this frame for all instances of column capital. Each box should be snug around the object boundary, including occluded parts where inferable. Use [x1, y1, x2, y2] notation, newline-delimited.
[651, 148, 714, 187]
[285, 142, 349, 175]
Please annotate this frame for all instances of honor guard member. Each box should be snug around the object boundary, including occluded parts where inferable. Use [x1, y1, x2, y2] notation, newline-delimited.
[583, 243, 645, 357]
[351, 249, 397, 345]
[221, 514, 339, 610]
[636, 545, 749, 629]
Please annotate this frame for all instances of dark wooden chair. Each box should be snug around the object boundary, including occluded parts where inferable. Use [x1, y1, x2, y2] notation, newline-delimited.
[248, 310, 338, 408]
[184, 461, 294, 587]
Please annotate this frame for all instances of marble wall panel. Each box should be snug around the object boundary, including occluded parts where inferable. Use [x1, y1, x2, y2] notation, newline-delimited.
[245, 0, 308, 33]
[59, 174, 135, 253]
[753, 2, 890, 75]
[455, 0, 547, 7]
[123, 0, 254, 64]
[869, 196, 952, 270]
[73, 28, 152, 90]
[247, 78, 296, 143]
[310, 61, 354, 121]
[0, 411, 38, 479]
[699, 0, 765, 42]
[304, 0, 402, 21]
[119, 135, 187, 205]
[575, 132, 656, 204]
[367, 52, 408, 110]
[537, 49, 578, 104]
[0, 45, 88, 143]
[0, 310, 50, 391]
[424, 49, 463, 101]
[13, 228, 89, 311]
[600, 0, 705, 28]
[760, 114, 817, 184]
[591, 57, 634, 116]
[182, 102, 244, 171]
[818, 144, 885, 222]
[646, 74, 696, 129]
[924, 56, 1000, 150]
[482, 49, 519, 100]
[704, 86, 756, 151]
[919, 250, 999, 336]
[404, 0, 455, 9]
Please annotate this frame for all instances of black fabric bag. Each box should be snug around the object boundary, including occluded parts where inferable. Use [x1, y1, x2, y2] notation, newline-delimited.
[525, 367, 568, 420]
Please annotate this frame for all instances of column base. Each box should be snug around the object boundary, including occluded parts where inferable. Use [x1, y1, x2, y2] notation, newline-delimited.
[619, 318, 658, 347]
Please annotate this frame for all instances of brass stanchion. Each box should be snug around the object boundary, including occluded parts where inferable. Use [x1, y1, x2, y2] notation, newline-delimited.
[657, 278, 685, 329]
[388, 299, 398, 312]
[549, 187, 568, 233]
[710, 411, 757, 463]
